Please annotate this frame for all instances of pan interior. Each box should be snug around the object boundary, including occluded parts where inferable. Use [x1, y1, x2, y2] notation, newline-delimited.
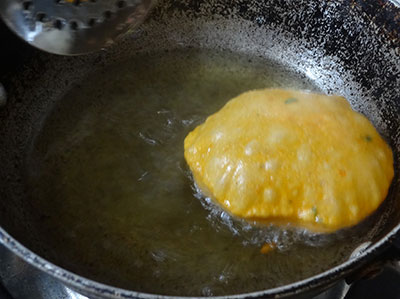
[24, 48, 380, 296]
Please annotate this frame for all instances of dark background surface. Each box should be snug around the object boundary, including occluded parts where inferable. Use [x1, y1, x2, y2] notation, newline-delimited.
[345, 267, 400, 299]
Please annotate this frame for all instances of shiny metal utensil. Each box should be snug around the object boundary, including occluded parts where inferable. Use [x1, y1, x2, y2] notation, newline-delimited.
[0, 0, 154, 55]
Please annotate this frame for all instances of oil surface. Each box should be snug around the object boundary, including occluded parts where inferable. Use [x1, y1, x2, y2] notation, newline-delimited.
[26, 49, 365, 296]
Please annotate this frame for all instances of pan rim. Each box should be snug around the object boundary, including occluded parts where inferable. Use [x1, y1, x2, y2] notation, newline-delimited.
[0, 222, 399, 298]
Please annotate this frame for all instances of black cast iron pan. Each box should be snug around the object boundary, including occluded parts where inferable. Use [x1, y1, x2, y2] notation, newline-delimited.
[0, 0, 399, 298]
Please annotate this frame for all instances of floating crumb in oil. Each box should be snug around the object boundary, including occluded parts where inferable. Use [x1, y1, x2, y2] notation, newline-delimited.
[260, 243, 276, 254]
[365, 135, 373, 142]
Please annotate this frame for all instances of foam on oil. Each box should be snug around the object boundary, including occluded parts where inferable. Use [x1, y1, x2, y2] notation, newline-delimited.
[26, 49, 369, 296]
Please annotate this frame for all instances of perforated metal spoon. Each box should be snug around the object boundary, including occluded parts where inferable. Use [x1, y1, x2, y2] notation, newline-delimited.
[0, 0, 154, 55]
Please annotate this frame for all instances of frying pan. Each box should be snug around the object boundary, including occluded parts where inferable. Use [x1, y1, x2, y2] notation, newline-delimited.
[0, 0, 400, 298]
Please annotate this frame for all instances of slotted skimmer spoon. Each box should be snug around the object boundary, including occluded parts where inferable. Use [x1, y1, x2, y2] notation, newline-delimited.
[0, 0, 154, 55]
